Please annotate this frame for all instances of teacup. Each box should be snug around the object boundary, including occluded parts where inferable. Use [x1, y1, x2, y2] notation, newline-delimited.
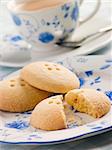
[7, 0, 101, 51]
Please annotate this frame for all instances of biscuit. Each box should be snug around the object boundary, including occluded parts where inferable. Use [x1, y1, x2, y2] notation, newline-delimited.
[30, 95, 67, 131]
[0, 76, 51, 112]
[65, 89, 111, 118]
[20, 61, 80, 93]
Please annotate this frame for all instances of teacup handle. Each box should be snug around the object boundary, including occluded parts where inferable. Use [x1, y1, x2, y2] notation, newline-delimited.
[79, 0, 101, 25]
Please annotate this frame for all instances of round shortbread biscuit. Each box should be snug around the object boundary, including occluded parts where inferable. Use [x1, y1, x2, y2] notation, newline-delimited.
[30, 95, 67, 131]
[20, 61, 80, 93]
[65, 89, 111, 118]
[0, 76, 51, 112]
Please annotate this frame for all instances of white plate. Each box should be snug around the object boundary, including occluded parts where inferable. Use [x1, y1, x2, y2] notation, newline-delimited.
[0, 56, 112, 145]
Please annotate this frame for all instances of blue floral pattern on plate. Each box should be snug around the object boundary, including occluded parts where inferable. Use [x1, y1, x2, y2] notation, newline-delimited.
[5, 120, 29, 130]
[0, 56, 112, 144]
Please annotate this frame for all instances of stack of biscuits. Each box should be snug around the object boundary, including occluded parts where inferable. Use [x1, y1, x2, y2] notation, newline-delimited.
[0, 61, 111, 131]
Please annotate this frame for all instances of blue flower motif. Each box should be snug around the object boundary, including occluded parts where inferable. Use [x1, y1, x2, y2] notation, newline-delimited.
[65, 4, 70, 11]
[57, 61, 63, 65]
[29, 134, 42, 139]
[12, 14, 21, 26]
[90, 77, 101, 86]
[105, 91, 112, 101]
[95, 76, 101, 83]
[100, 64, 111, 70]
[11, 35, 22, 42]
[71, 2, 79, 21]
[46, 22, 50, 26]
[90, 82, 94, 86]
[64, 13, 69, 18]
[5, 120, 29, 130]
[96, 88, 102, 91]
[85, 71, 93, 77]
[91, 126, 103, 130]
[79, 77, 85, 87]
[38, 32, 54, 43]
[61, 4, 70, 11]
[21, 111, 32, 115]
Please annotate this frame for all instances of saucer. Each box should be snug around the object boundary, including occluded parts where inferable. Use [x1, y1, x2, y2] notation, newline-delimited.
[0, 0, 111, 67]
[0, 34, 31, 65]
[0, 31, 111, 68]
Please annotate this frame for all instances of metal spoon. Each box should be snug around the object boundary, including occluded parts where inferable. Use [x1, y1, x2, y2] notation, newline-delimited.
[56, 25, 112, 49]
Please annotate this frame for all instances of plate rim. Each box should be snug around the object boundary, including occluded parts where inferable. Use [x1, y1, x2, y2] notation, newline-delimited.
[0, 127, 111, 145]
[0, 56, 112, 145]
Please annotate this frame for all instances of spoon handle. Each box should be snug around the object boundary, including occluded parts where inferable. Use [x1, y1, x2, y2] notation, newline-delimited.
[57, 25, 112, 49]
[99, 25, 112, 33]
[85, 25, 112, 40]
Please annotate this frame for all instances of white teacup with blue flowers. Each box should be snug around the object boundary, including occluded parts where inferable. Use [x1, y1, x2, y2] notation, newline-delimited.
[7, 0, 101, 51]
